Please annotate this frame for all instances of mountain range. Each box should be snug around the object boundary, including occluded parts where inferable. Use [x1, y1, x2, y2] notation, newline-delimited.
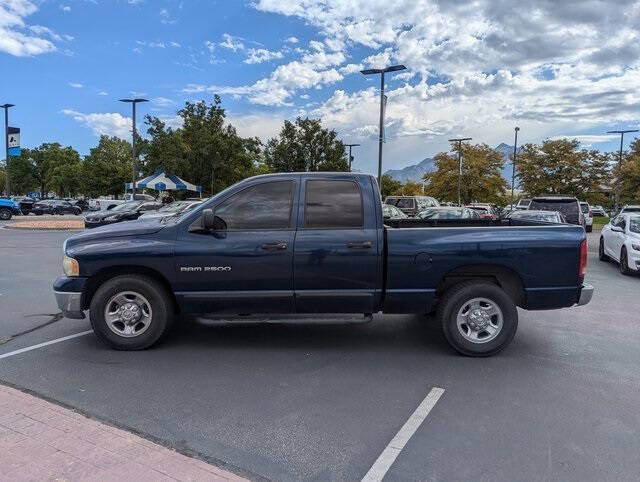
[384, 143, 519, 184]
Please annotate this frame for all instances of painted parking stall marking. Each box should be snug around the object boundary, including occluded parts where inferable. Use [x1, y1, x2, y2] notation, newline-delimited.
[0, 330, 93, 360]
[362, 387, 445, 482]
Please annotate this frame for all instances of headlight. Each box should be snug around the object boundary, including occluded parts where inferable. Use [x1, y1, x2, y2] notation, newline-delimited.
[63, 256, 79, 276]
[104, 214, 122, 221]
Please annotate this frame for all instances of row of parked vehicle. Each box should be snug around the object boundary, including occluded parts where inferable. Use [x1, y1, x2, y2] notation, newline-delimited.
[84, 198, 204, 228]
[381, 194, 623, 232]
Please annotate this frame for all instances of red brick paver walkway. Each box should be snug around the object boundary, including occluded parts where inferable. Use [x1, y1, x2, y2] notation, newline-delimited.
[0, 385, 247, 481]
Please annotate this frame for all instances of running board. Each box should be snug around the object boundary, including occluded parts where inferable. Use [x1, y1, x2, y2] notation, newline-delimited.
[196, 313, 374, 324]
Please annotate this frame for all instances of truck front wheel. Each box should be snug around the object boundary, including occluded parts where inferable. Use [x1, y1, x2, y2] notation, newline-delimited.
[437, 281, 518, 357]
[89, 275, 174, 350]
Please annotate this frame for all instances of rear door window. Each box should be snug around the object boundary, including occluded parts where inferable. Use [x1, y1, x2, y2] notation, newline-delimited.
[395, 198, 415, 209]
[529, 199, 579, 223]
[304, 180, 363, 229]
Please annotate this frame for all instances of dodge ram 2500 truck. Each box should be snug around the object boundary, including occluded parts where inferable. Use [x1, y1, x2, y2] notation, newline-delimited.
[53, 172, 593, 356]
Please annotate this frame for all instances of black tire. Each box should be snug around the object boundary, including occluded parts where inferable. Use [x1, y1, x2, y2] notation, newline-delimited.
[437, 280, 518, 357]
[73, 208, 81, 216]
[620, 248, 632, 276]
[0, 207, 12, 221]
[89, 275, 174, 350]
[586, 225, 592, 233]
[20, 208, 30, 216]
[53, 208, 61, 215]
[599, 237, 609, 262]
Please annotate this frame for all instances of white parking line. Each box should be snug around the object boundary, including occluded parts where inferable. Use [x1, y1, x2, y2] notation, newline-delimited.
[362, 387, 445, 482]
[0, 330, 93, 360]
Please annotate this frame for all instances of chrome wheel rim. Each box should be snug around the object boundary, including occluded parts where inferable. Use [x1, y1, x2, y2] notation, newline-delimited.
[456, 297, 503, 344]
[104, 291, 152, 338]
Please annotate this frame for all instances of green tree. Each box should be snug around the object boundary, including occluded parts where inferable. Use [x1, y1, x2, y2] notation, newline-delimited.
[380, 174, 403, 198]
[424, 142, 507, 204]
[264, 117, 348, 172]
[5, 150, 37, 194]
[143, 97, 261, 195]
[618, 138, 640, 203]
[81, 136, 132, 198]
[516, 139, 610, 202]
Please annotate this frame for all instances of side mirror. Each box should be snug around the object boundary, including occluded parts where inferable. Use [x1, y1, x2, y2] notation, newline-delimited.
[202, 208, 215, 230]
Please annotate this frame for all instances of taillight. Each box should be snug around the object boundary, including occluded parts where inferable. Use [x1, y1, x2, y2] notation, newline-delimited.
[579, 239, 587, 280]
[588, 211, 593, 218]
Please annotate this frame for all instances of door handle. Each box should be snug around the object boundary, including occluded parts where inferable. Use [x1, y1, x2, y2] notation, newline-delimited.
[347, 241, 372, 249]
[261, 242, 288, 251]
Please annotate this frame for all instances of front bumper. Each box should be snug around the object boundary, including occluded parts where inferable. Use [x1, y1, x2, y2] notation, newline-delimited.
[577, 284, 594, 306]
[53, 276, 89, 319]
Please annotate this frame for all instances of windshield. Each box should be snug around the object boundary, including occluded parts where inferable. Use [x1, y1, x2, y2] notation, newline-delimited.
[511, 211, 559, 222]
[580, 203, 589, 213]
[623, 206, 640, 213]
[630, 217, 640, 234]
[157, 201, 191, 213]
[110, 201, 142, 212]
[529, 199, 578, 222]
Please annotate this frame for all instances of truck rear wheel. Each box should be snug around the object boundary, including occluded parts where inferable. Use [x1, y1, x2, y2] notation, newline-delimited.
[0, 208, 12, 220]
[89, 275, 173, 350]
[437, 281, 518, 357]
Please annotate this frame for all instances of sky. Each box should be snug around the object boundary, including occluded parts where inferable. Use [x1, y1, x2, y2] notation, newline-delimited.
[1, 0, 640, 174]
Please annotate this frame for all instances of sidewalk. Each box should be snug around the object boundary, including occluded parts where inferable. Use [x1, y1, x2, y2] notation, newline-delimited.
[0, 384, 247, 481]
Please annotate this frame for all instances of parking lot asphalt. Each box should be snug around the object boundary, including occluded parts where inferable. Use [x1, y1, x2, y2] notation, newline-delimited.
[1, 227, 639, 481]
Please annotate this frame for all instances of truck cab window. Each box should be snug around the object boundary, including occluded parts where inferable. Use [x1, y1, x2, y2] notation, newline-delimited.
[215, 181, 293, 230]
[304, 180, 363, 228]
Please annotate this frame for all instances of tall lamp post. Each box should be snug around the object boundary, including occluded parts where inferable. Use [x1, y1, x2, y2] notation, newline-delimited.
[511, 126, 520, 205]
[344, 143, 360, 171]
[1, 103, 15, 196]
[361, 64, 406, 186]
[448, 137, 472, 206]
[607, 129, 638, 210]
[119, 98, 148, 196]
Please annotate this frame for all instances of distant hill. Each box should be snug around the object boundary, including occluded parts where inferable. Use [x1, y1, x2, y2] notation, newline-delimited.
[384, 143, 521, 186]
[384, 157, 436, 183]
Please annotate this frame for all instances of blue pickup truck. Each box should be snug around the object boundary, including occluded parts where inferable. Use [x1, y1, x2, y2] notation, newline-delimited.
[53, 172, 592, 356]
[0, 198, 21, 220]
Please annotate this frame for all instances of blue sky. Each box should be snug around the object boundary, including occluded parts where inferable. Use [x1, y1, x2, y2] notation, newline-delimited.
[1, 0, 640, 174]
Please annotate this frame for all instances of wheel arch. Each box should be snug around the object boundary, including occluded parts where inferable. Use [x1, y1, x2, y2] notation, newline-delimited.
[436, 263, 525, 308]
[83, 265, 177, 312]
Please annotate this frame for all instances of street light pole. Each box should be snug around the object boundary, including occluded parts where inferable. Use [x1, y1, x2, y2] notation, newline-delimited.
[607, 129, 638, 210]
[361, 64, 406, 186]
[1, 103, 14, 196]
[511, 126, 520, 205]
[119, 98, 148, 197]
[344, 143, 360, 171]
[448, 137, 472, 206]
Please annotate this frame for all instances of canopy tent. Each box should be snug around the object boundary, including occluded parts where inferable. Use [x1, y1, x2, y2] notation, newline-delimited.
[125, 169, 202, 193]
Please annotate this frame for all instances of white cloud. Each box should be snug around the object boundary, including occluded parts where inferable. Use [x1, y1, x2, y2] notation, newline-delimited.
[550, 134, 621, 144]
[136, 40, 165, 48]
[0, 0, 57, 56]
[244, 48, 284, 64]
[69, 82, 83, 88]
[61, 109, 132, 138]
[285, 36, 298, 44]
[97, 91, 108, 96]
[219, 33, 244, 51]
[152, 97, 176, 107]
[169, 41, 180, 48]
[60, 5, 71, 12]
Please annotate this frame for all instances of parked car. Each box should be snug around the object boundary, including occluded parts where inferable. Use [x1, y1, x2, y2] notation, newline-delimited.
[528, 196, 585, 228]
[0, 198, 21, 220]
[384, 195, 440, 217]
[84, 200, 163, 228]
[54, 172, 592, 356]
[599, 214, 640, 275]
[89, 198, 127, 211]
[516, 199, 531, 210]
[619, 205, 640, 215]
[591, 205, 607, 217]
[382, 203, 408, 222]
[72, 199, 90, 212]
[466, 203, 498, 219]
[31, 200, 82, 216]
[416, 206, 481, 219]
[124, 193, 156, 202]
[579, 202, 593, 232]
[138, 200, 203, 220]
[12, 196, 35, 215]
[507, 210, 566, 224]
